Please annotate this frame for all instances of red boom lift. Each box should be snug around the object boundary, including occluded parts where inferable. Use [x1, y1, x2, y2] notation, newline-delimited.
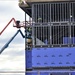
[0, 18, 25, 54]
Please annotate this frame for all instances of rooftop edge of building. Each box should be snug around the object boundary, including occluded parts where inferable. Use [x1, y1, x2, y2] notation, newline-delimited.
[19, 0, 75, 7]
[25, 0, 75, 3]
[19, 0, 75, 17]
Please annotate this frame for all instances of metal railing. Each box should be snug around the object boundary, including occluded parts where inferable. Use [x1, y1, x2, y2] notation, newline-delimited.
[31, 2, 75, 47]
[32, 2, 75, 23]
[32, 23, 75, 47]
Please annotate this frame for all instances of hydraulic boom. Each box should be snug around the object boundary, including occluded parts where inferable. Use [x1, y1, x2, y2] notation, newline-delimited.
[0, 18, 25, 35]
[0, 29, 25, 54]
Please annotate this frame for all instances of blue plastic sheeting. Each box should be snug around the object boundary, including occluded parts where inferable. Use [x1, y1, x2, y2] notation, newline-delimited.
[26, 71, 50, 75]
[63, 37, 75, 44]
[63, 37, 70, 44]
[40, 72, 49, 75]
[72, 72, 75, 75]
[71, 37, 75, 44]
[50, 73, 69, 75]
[26, 72, 38, 75]
[26, 72, 32, 75]
[25, 71, 75, 75]
[32, 47, 75, 67]
[26, 50, 32, 68]
[26, 70, 75, 75]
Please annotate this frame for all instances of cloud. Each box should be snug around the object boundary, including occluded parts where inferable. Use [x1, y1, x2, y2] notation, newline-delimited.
[0, 33, 24, 42]
[0, 54, 25, 71]
[0, 28, 25, 50]
[0, 46, 25, 71]
[2, 47, 25, 56]
[0, 73, 24, 75]
[0, 0, 25, 73]
[0, 0, 25, 21]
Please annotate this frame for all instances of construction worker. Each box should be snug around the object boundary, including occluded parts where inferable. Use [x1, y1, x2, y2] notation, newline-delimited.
[26, 27, 32, 44]
[25, 27, 32, 50]
[38, 17, 42, 23]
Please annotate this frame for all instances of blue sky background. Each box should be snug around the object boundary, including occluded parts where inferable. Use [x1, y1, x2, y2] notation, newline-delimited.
[0, 0, 25, 74]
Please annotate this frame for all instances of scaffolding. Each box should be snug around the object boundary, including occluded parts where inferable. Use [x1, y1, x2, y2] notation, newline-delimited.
[31, 2, 75, 47]
[32, 2, 75, 23]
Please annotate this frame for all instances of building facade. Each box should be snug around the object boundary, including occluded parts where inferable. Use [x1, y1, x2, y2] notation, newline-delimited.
[19, 0, 75, 75]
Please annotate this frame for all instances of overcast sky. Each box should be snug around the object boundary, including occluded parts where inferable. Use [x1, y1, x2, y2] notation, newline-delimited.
[0, 0, 25, 75]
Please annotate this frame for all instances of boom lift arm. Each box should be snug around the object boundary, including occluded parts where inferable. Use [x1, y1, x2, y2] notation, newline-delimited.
[0, 18, 16, 35]
[0, 29, 25, 54]
[0, 18, 25, 35]
[0, 17, 32, 53]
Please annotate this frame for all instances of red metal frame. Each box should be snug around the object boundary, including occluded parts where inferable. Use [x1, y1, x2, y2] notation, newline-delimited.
[0, 18, 16, 35]
[0, 17, 32, 35]
[0, 18, 25, 35]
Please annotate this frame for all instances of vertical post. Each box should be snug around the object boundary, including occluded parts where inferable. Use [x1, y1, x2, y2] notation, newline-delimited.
[50, 3, 52, 46]
[38, 71, 40, 75]
[69, 72, 71, 75]
[25, 12, 26, 74]
[25, 12, 26, 50]
[32, 4, 35, 47]
[69, 2, 72, 45]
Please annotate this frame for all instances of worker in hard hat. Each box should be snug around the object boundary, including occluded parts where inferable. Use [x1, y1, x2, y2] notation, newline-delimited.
[25, 27, 32, 50]
[38, 17, 42, 23]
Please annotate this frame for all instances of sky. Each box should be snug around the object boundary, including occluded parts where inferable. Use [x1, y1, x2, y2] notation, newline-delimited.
[0, 0, 25, 75]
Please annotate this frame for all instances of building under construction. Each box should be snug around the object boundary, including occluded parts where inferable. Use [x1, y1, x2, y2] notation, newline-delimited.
[19, 0, 75, 75]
